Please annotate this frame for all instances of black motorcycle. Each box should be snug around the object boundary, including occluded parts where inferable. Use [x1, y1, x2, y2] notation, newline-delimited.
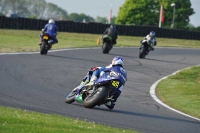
[102, 35, 113, 54]
[139, 39, 153, 58]
[40, 33, 53, 55]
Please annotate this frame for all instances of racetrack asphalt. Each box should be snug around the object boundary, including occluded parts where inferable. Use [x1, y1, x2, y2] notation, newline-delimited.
[0, 47, 200, 133]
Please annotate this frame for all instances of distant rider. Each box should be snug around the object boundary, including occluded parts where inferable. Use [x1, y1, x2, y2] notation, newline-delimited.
[102, 24, 118, 45]
[75, 56, 127, 110]
[39, 19, 58, 49]
[141, 31, 157, 50]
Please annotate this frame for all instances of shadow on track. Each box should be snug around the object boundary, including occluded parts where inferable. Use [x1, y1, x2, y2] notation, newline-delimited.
[144, 57, 191, 65]
[109, 53, 139, 59]
[95, 107, 200, 125]
[47, 54, 106, 64]
[110, 53, 191, 65]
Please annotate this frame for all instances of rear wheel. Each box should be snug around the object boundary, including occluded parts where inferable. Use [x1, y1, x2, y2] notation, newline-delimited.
[40, 41, 47, 55]
[102, 42, 110, 54]
[44, 48, 48, 55]
[83, 86, 109, 108]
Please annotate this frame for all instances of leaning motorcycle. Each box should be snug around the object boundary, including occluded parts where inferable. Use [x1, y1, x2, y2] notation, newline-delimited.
[40, 33, 53, 55]
[139, 39, 153, 58]
[102, 35, 113, 54]
[65, 69, 124, 109]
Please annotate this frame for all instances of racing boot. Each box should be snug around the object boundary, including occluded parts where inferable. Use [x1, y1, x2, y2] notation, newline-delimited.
[85, 75, 97, 88]
[105, 101, 115, 110]
[38, 38, 42, 45]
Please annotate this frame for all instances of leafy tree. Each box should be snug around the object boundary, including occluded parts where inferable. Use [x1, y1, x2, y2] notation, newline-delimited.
[186, 23, 196, 31]
[158, 0, 194, 29]
[116, 0, 194, 29]
[187, 24, 200, 32]
[79, 13, 94, 22]
[0, 0, 9, 14]
[95, 16, 117, 24]
[116, 0, 158, 26]
[11, 0, 30, 17]
[68, 13, 94, 22]
[28, 0, 46, 19]
[68, 13, 80, 21]
[0, 0, 68, 20]
[57, 8, 68, 20]
[95, 16, 108, 23]
[111, 16, 117, 24]
[195, 26, 200, 32]
[45, 3, 68, 20]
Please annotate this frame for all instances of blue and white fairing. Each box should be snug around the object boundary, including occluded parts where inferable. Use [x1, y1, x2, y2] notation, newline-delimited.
[95, 66, 127, 91]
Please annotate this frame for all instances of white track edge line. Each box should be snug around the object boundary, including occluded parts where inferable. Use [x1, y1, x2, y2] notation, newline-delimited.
[0, 47, 101, 55]
[150, 65, 200, 121]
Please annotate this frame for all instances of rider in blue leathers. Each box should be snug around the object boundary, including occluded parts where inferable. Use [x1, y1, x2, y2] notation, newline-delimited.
[77, 56, 127, 109]
[39, 19, 58, 49]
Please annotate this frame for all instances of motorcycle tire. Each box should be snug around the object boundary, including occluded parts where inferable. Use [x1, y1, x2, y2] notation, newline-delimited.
[44, 49, 48, 55]
[40, 41, 47, 55]
[83, 86, 109, 108]
[65, 90, 76, 104]
[139, 47, 146, 58]
[102, 42, 110, 54]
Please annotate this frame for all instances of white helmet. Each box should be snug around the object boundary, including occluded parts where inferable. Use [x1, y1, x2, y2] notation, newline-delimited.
[149, 31, 155, 37]
[48, 19, 55, 24]
[112, 56, 124, 66]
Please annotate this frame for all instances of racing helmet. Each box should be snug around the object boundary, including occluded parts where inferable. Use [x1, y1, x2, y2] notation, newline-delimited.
[149, 31, 155, 37]
[112, 56, 124, 66]
[110, 24, 116, 28]
[48, 19, 55, 24]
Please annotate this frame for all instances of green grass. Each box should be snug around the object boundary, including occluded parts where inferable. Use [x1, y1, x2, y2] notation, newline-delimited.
[0, 106, 138, 133]
[0, 29, 200, 52]
[156, 66, 200, 118]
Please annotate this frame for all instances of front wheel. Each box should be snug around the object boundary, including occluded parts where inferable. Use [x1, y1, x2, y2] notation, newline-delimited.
[65, 90, 76, 104]
[83, 86, 109, 108]
[139, 47, 146, 58]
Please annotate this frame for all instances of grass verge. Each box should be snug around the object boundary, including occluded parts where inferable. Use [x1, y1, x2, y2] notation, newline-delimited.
[156, 66, 200, 118]
[0, 29, 200, 52]
[0, 106, 138, 133]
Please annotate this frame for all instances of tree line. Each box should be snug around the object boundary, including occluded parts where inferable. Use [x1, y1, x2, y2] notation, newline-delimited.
[0, 0, 68, 20]
[0, 0, 199, 31]
[0, 0, 112, 23]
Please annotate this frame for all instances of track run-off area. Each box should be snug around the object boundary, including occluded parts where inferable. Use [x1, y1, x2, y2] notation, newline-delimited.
[0, 47, 200, 133]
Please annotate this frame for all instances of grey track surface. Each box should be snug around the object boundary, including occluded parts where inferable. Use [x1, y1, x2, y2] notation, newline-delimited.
[0, 47, 200, 133]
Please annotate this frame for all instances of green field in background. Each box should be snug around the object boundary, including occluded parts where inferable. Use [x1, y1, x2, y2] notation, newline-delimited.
[0, 29, 200, 52]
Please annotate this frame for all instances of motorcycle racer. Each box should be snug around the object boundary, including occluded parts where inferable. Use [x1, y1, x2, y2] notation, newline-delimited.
[141, 31, 157, 51]
[102, 24, 118, 45]
[39, 19, 58, 49]
[74, 56, 127, 109]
